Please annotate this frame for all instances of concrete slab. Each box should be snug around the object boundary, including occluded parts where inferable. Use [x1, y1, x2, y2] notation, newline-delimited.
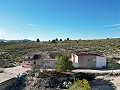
[0, 66, 30, 83]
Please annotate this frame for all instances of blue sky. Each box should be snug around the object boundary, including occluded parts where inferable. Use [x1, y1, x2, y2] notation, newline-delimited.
[0, 0, 120, 41]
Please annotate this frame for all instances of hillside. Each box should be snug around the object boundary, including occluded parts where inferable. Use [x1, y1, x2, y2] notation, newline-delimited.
[0, 38, 120, 67]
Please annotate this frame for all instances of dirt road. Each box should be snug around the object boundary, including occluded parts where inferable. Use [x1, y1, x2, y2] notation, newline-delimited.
[0, 66, 30, 83]
[72, 69, 120, 74]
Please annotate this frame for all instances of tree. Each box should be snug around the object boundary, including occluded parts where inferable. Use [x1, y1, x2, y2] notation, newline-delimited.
[59, 39, 62, 41]
[30, 64, 38, 76]
[108, 59, 119, 73]
[55, 38, 58, 41]
[52, 39, 56, 43]
[55, 55, 73, 72]
[67, 38, 70, 41]
[15, 56, 22, 62]
[36, 39, 40, 42]
[69, 79, 90, 90]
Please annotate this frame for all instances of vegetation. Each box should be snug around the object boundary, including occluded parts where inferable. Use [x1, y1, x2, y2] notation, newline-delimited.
[69, 79, 90, 90]
[108, 59, 119, 73]
[0, 38, 120, 68]
[55, 55, 73, 72]
[36, 39, 40, 42]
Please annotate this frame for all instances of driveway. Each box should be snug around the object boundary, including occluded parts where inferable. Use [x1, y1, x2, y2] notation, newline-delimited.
[0, 66, 30, 83]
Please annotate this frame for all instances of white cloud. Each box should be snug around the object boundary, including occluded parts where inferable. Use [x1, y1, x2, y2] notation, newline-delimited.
[0, 27, 20, 39]
[0, 24, 36, 30]
[111, 28, 120, 30]
[0, 28, 6, 35]
[21, 24, 36, 27]
[111, 24, 120, 27]
[104, 24, 120, 27]
[27, 24, 36, 27]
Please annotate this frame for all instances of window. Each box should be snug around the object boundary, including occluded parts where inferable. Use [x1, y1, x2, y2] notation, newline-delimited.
[88, 59, 91, 61]
[34, 62, 36, 64]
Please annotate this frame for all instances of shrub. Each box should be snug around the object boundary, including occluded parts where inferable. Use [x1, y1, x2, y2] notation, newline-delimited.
[69, 79, 90, 90]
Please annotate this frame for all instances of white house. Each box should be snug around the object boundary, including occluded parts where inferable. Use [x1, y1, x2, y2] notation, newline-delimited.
[71, 53, 107, 69]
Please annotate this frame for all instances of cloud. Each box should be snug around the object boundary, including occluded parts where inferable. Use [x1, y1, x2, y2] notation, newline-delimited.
[0, 28, 6, 34]
[0, 23, 36, 30]
[27, 24, 36, 27]
[0, 28, 19, 37]
[104, 24, 120, 27]
[21, 24, 36, 27]
[111, 24, 120, 27]
[111, 28, 120, 30]
[0, 33, 19, 36]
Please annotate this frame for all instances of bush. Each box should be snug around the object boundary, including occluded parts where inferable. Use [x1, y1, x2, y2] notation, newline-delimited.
[55, 55, 73, 72]
[69, 79, 90, 90]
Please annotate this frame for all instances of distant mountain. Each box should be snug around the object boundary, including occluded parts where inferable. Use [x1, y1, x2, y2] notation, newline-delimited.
[0, 39, 32, 42]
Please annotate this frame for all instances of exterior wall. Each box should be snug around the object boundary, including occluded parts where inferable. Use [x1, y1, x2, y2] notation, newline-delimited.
[71, 53, 75, 62]
[73, 63, 79, 68]
[78, 56, 96, 69]
[96, 56, 106, 68]
[71, 53, 79, 63]
[22, 60, 38, 67]
[74, 54, 79, 63]
[43, 60, 56, 69]
[71, 54, 79, 68]
[22, 59, 57, 69]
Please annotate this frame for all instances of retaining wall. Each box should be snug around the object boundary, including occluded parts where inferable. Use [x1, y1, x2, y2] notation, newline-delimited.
[0, 78, 17, 90]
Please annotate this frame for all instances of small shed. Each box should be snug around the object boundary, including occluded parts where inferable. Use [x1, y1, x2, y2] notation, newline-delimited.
[71, 53, 107, 69]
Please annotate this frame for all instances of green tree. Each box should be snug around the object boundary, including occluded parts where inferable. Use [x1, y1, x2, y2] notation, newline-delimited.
[55, 38, 58, 41]
[36, 39, 40, 42]
[69, 79, 90, 90]
[108, 59, 119, 73]
[59, 39, 62, 41]
[52, 39, 56, 43]
[55, 55, 73, 72]
[67, 38, 70, 41]
[15, 57, 22, 62]
[30, 64, 38, 76]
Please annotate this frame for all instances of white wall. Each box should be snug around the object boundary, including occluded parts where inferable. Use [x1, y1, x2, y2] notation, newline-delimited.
[96, 56, 106, 68]
[43, 60, 56, 68]
[73, 63, 79, 68]
[72, 54, 79, 68]
[74, 54, 79, 63]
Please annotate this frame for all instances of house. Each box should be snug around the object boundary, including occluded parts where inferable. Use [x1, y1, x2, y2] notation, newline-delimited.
[22, 52, 58, 68]
[22, 54, 42, 68]
[71, 53, 107, 69]
[22, 51, 71, 68]
[43, 59, 57, 69]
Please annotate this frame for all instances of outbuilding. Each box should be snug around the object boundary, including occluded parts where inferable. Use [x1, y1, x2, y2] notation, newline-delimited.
[71, 53, 107, 69]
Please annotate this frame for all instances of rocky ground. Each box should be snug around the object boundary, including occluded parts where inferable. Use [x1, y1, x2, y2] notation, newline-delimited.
[7, 71, 118, 90]
[92, 75, 120, 90]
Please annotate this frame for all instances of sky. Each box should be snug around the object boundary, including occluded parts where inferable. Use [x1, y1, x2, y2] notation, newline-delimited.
[0, 0, 120, 41]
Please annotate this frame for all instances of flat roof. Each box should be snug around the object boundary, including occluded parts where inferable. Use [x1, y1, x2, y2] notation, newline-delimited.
[76, 53, 101, 56]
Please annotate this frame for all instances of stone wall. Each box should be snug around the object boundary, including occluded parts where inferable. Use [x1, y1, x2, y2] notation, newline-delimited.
[0, 78, 17, 90]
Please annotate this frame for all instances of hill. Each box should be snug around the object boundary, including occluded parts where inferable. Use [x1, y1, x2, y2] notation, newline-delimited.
[0, 38, 120, 67]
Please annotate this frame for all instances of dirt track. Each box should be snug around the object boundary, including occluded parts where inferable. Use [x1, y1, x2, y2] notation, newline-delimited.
[0, 66, 30, 83]
[72, 69, 120, 74]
